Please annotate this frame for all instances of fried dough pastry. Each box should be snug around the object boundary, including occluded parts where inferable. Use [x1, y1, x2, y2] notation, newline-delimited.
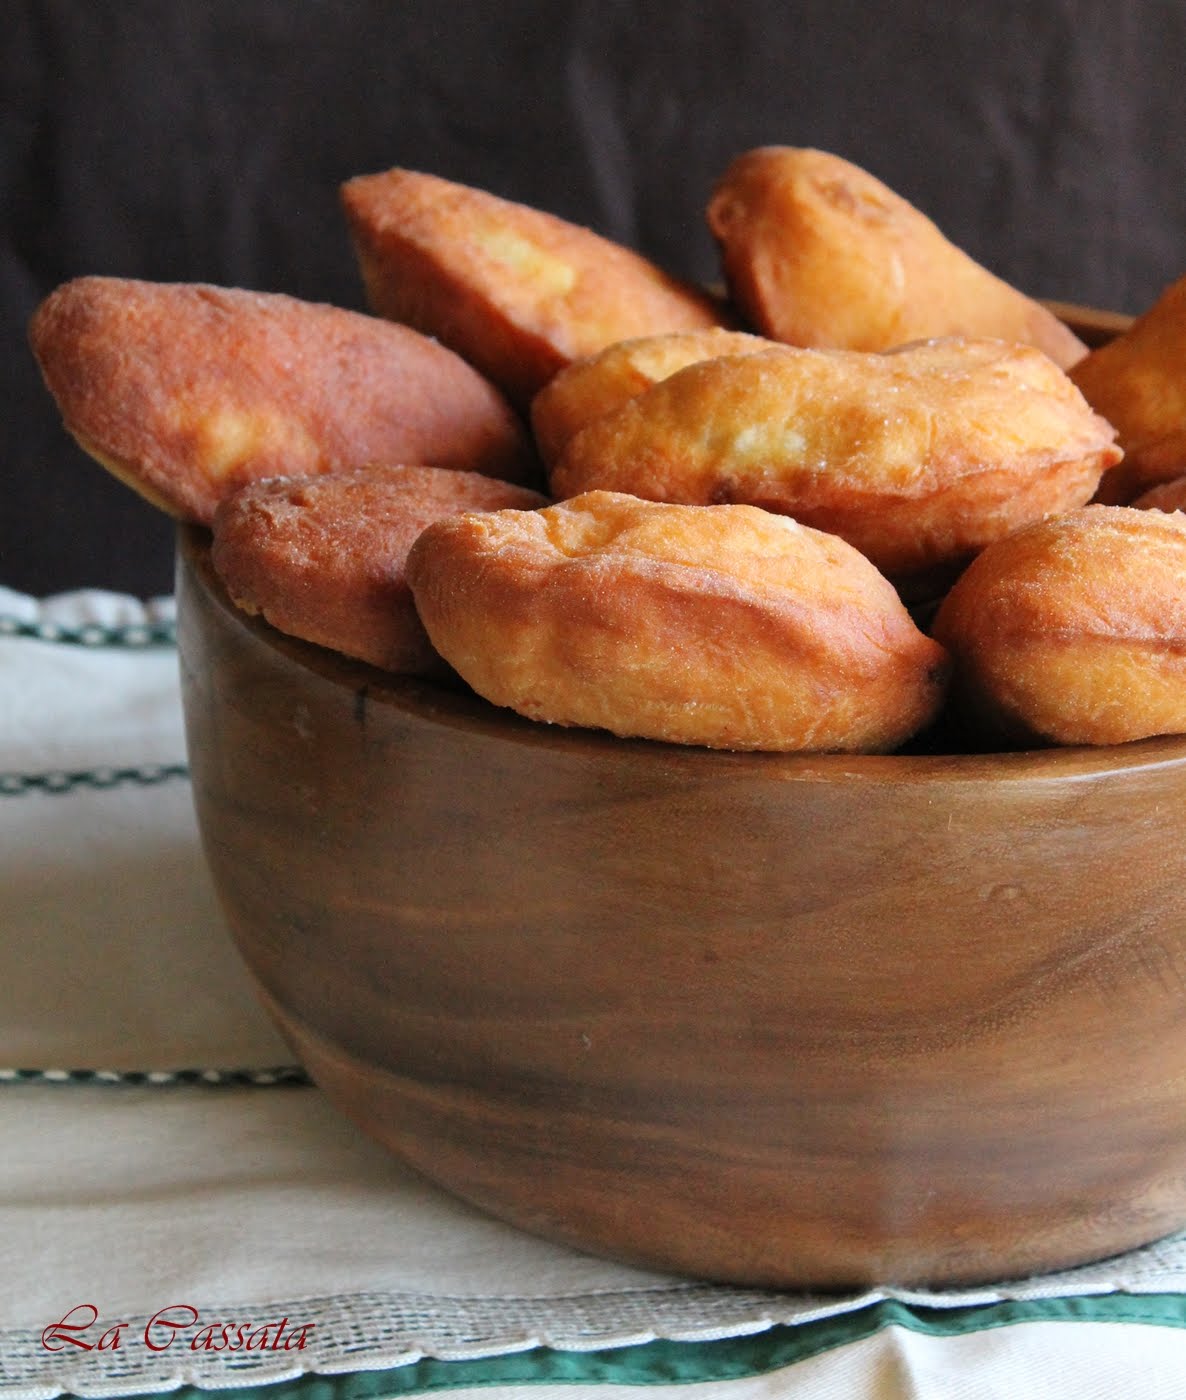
[340, 168, 725, 408]
[29, 277, 536, 523]
[932, 506, 1186, 746]
[1070, 275, 1186, 503]
[1132, 475, 1186, 513]
[707, 147, 1087, 369]
[406, 490, 949, 752]
[551, 338, 1120, 581]
[211, 465, 546, 675]
[530, 328, 772, 466]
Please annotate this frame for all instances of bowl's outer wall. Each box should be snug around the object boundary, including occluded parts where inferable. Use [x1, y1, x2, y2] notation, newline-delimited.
[178, 527, 1186, 1288]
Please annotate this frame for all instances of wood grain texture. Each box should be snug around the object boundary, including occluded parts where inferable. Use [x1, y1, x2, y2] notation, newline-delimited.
[174, 308, 1186, 1288]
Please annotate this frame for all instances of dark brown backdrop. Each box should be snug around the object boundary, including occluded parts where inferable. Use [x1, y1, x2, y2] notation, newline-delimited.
[5, 0, 1184, 596]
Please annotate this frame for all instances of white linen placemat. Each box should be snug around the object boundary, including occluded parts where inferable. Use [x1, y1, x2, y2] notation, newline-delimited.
[4, 583, 1186, 1399]
[0, 588, 292, 1070]
[4, 1072, 1186, 1395]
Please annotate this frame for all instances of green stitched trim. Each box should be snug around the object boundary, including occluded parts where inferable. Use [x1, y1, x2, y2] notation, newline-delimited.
[0, 763, 189, 796]
[0, 614, 175, 647]
[44, 1294, 1186, 1399]
[0, 1065, 311, 1087]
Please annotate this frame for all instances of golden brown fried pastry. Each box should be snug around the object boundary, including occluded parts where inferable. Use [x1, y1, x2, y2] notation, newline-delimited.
[1132, 475, 1186, 513]
[707, 147, 1087, 369]
[551, 338, 1120, 583]
[932, 506, 1186, 746]
[1070, 275, 1186, 503]
[211, 465, 547, 674]
[530, 328, 772, 466]
[29, 277, 536, 524]
[406, 490, 949, 752]
[340, 168, 725, 408]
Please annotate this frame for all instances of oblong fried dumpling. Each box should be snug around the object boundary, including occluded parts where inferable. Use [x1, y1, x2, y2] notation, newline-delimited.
[932, 506, 1186, 746]
[550, 338, 1120, 581]
[1071, 273, 1186, 504]
[406, 490, 949, 753]
[29, 276, 536, 523]
[707, 147, 1087, 369]
[341, 168, 726, 408]
[211, 464, 548, 675]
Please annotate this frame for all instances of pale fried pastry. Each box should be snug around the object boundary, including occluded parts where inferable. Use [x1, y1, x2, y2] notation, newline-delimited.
[550, 338, 1120, 582]
[530, 328, 773, 467]
[932, 505, 1186, 746]
[707, 147, 1087, 369]
[340, 168, 725, 409]
[405, 490, 949, 752]
[29, 277, 536, 524]
[1070, 274, 1186, 503]
[211, 465, 547, 674]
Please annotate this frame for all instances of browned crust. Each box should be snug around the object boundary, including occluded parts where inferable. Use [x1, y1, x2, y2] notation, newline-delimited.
[340, 168, 725, 407]
[28, 276, 537, 523]
[932, 505, 1186, 745]
[405, 490, 949, 752]
[210, 464, 547, 674]
[551, 339, 1121, 578]
[707, 147, 1087, 370]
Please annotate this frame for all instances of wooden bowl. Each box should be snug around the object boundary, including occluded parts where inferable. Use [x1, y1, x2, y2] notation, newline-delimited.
[177, 509, 1186, 1290]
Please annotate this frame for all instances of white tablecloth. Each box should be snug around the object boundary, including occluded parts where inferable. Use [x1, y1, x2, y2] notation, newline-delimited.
[3, 582, 1185, 1398]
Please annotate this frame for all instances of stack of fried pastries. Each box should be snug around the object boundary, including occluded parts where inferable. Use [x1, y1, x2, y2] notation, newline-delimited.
[28, 147, 1186, 752]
